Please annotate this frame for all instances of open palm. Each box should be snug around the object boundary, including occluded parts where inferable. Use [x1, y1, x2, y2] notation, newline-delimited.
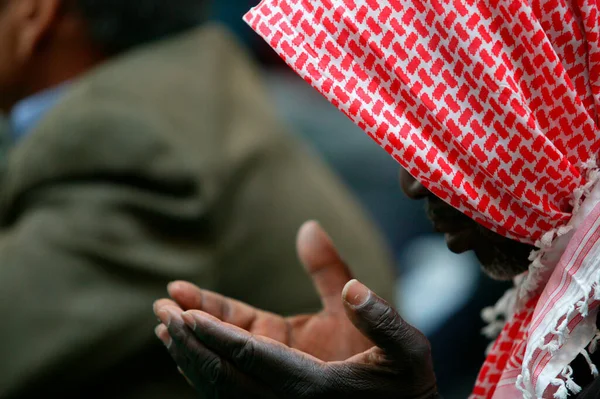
[153, 222, 438, 398]
[155, 221, 373, 361]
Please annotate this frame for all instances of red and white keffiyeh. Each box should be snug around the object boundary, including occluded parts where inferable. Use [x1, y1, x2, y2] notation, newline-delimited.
[245, 0, 600, 397]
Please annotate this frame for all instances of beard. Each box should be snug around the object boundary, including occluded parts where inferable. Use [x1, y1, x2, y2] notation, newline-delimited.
[426, 198, 535, 280]
[471, 223, 535, 281]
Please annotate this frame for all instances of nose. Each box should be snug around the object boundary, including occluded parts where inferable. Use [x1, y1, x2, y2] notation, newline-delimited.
[400, 168, 430, 200]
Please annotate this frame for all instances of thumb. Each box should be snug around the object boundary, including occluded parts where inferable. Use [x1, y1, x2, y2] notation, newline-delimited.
[342, 280, 431, 360]
[297, 221, 353, 311]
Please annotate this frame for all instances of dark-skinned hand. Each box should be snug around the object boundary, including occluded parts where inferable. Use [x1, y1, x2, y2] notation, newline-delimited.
[153, 221, 440, 398]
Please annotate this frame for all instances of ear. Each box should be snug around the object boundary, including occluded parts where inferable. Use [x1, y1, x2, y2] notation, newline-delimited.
[13, 0, 62, 62]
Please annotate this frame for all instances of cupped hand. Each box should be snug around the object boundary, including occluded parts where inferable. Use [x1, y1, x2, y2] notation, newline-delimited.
[155, 279, 438, 398]
[153, 221, 439, 398]
[155, 221, 373, 361]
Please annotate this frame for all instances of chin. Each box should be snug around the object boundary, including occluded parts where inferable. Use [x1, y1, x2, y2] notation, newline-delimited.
[470, 223, 535, 281]
[480, 262, 524, 281]
[475, 247, 531, 281]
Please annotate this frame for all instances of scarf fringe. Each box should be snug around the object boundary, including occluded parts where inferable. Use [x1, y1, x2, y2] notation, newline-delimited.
[536, 274, 600, 397]
[545, 366, 583, 399]
[587, 329, 600, 353]
[485, 161, 600, 397]
[516, 372, 534, 399]
[518, 229, 564, 306]
[580, 348, 599, 377]
[563, 365, 583, 395]
[481, 288, 517, 339]
[520, 161, 600, 302]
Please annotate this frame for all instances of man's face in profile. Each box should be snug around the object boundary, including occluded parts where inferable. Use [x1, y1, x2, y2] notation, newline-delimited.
[399, 168, 534, 280]
[0, 0, 78, 112]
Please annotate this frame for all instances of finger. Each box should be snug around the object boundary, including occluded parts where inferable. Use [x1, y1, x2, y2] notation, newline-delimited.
[156, 307, 276, 399]
[153, 298, 181, 317]
[177, 367, 195, 389]
[297, 221, 353, 311]
[168, 281, 263, 325]
[155, 323, 172, 348]
[168, 281, 235, 316]
[182, 309, 325, 395]
[342, 280, 431, 362]
[168, 281, 289, 342]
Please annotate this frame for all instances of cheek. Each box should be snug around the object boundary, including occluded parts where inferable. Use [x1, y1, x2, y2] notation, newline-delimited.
[0, 44, 11, 75]
[0, 30, 21, 89]
[0, 16, 21, 67]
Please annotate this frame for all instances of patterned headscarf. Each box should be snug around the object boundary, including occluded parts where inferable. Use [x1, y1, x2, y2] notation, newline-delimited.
[244, 0, 600, 397]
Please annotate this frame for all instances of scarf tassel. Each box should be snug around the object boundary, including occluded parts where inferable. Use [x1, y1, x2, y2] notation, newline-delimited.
[580, 348, 599, 377]
[588, 329, 600, 354]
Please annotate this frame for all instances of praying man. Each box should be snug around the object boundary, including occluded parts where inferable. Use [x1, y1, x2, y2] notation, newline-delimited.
[153, 0, 600, 397]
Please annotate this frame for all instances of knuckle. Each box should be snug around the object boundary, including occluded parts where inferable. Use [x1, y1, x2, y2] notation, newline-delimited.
[231, 335, 256, 369]
[372, 306, 402, 334]
[201, 356, 223, 384]
[412, 337, 432, 355]
[399, 326, 431, 357]
[370, 304, 432, 356]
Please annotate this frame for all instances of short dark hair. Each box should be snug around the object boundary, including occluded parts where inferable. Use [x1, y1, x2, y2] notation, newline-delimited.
[70, 0, 208, 53]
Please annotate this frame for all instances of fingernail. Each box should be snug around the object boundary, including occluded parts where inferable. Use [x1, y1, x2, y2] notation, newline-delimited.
[182, 312, 196, 330]
[299, 221, 335, 257]
[343, 279, 371, 307]
[157, 309, 172, 327]
[167, 281, 179, 292]
[155, 325, 172, 348]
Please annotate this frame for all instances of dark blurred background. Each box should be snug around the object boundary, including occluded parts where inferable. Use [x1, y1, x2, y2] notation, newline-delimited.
[209, 2, 512, 397]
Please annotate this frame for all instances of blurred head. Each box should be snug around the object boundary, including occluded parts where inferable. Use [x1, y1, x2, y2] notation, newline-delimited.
[400, 169, 535, 280]
[0, 0, 206, 112]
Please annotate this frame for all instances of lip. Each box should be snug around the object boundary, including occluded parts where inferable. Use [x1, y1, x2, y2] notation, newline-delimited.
[426, 198, 476, 253]
[431, 219, 469, 234]
[427, 202, 470, 231]
[431, 219, 475, 253]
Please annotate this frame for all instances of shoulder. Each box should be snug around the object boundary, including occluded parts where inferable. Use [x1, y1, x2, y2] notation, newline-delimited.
[16, 92, 178, 172]
[1, 91, 199, 212]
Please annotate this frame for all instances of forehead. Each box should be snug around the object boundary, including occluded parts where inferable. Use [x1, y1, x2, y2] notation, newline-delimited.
[0, 1, 14, 31]
[0, 4, 16, 36]
[0, 0, 17, 21]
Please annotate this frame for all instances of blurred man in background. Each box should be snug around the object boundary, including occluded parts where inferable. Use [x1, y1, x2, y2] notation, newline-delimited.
[0, 1, 395, 398]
